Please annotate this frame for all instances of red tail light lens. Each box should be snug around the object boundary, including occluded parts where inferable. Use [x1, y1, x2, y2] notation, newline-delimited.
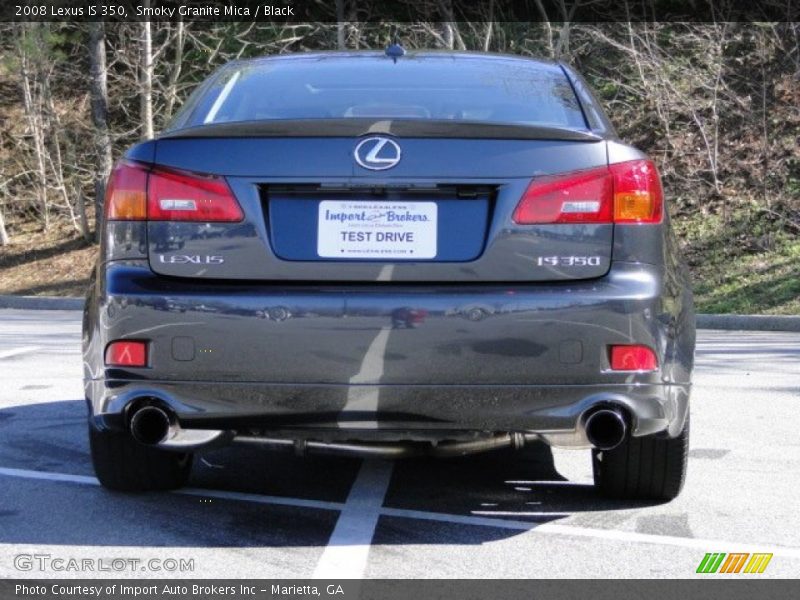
[609, 345, 658, 371]
[105, 161, 243, 222]
[513, 166, 612, 224]
[105, 340, 148, 367]
[147, 167, 243, 222]
[513, 160, 663, 225]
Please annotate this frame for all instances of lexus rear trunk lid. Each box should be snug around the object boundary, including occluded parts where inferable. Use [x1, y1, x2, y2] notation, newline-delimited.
[144, 129, 612, 283]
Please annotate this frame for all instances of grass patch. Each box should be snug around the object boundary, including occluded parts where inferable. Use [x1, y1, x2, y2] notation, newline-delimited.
[675, 205, 800, 315]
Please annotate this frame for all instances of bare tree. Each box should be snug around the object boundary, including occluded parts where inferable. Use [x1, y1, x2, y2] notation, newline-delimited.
[163, 19, 186, 119]
[437, 1, 466, 50]
[0, 209, 8, 245]
[89, 20, 112, 240]
[140, 0, 154, 139]
[0, 162, 9, 244]
[18, 23, 50, 230]
[483, 1, 495, 52]
[533, 0, 555, 56]
[43, 85, 83, 236]
[336, 0, 346, 50]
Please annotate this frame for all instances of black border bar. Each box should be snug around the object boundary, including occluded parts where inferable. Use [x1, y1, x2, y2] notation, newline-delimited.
[4, 579, 800, 600]
[3, 0, 800, 23]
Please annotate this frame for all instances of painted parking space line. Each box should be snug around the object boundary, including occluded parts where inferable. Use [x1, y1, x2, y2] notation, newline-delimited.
[3, 464, 800, 560]
[312, 460, 394, 579]
[0, 346, 41, 359]
[0, 466, 97, 486]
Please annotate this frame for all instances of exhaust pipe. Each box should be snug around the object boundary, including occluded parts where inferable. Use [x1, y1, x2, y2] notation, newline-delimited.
[234, 432, 538, 459]
[584, 407, 628, 451]
[129, 405, 176, 446]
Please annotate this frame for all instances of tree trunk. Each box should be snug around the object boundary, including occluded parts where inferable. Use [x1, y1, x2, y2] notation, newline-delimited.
[533, 0, 555, 57]
[441, 23, 454, 49]
[335, 0, 346, 50]
[89, 20, 112, 242]
[0, 205, 9, 245]
[76, 191, 90, 242]
[19, 23, 49, 231]
[164, 19, 185, 119]
[141, 5, 155, 140]
[483, 0, 495, 53]
[44, 82, 81, 235]
[553, 0, 579, 58]
[437, 1, 466, 51]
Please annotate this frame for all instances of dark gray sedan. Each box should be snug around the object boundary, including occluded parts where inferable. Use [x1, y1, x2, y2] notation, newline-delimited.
[83, 49, 694, 500]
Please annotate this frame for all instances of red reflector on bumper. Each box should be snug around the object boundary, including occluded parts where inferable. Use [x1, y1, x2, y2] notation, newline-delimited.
[609, 345, 658, 371]
[105, 341, 148, 367]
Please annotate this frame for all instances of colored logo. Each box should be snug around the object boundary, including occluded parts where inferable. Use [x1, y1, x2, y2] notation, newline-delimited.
[696, 552, 773, 574]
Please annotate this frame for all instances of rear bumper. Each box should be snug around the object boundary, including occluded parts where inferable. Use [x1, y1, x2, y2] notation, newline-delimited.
[88, 379, 690, 447]
[84, 260, 694, 444]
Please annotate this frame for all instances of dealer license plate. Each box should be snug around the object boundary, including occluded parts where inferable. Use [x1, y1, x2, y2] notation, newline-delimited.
[317, 201, 437, 259]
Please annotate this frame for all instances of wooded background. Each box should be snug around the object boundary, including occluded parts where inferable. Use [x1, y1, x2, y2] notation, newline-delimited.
[0, 21, 798, 312]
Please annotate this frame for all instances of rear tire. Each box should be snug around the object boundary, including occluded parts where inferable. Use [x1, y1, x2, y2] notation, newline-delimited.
[89, 421, 193, 492]
[592, 415, 689, 501]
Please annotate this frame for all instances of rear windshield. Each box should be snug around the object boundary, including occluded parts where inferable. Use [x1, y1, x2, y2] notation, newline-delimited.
[169, 55, 587, 131]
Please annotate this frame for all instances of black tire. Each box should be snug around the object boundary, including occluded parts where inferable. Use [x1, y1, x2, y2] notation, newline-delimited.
[592, 415, 689, 501]
[89, 421, 193, 492]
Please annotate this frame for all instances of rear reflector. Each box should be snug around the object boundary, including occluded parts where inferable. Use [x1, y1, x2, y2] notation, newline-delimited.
[105, 161, 243, 222]
[609, 345, 658, 371]
[513, 159, 663, 225]
[105, 341, 148, 367]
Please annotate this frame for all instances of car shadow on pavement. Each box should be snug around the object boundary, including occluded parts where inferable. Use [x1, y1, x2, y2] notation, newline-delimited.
[0, 399, 656, 548]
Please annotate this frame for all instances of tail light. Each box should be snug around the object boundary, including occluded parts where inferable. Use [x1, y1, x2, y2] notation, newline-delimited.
[148, 167, 243, 221]
[609, 345, 658, 371]
[105, 161, 148, 220]
[513, 159, 663, 225]
[512, 166, 612, 224]
[611, 160, 663, 223]
[105, 161, 243, 222]
[105, 340, 148, 367]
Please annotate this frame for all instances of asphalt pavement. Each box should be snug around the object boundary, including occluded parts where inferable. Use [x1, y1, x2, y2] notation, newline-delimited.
[0, 309, 798, 578]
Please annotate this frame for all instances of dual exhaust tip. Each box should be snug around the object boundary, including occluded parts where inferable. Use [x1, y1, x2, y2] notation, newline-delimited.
[129, 404, 176, 446]
[128, 402, 629, 452]
[583, 407, 628, 451]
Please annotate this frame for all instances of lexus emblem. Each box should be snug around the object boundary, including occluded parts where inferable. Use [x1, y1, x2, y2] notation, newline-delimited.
[354, 137, 402, 171]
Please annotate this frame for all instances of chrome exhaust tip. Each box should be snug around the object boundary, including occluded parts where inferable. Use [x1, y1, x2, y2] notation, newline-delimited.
[584, 407, 628, 451]
[129, 405, 175, 446]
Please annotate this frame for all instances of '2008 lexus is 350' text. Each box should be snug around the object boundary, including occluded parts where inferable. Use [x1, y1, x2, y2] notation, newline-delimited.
[83, 49, 695, 500]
